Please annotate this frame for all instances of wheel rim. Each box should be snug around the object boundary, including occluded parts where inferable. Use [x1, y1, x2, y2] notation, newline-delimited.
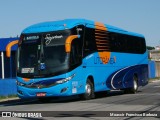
[85, 83, 91, 96]
[134, 80, 137, 90]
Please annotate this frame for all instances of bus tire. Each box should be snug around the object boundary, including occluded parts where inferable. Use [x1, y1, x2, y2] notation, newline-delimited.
[80, 79, 95, 100]
[124, 75, 138, 94]
[130, 75, 138, 94]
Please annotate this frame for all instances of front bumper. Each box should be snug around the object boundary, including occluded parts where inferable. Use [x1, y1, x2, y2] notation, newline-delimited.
[17, 81, 71, 99]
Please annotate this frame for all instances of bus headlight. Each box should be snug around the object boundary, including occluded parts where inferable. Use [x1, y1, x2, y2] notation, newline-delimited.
[56, 74, 75, 84]
[16, 80, 26, 86]
[16, 74, 76, 89]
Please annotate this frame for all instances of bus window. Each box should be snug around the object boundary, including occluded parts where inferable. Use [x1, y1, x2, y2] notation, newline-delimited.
[83, 27, 97, 57]
[70, 38, 82, 67]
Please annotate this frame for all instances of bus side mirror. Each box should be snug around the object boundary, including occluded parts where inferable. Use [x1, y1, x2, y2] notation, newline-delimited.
[6, 40, 19, 57]
[65, 35, 80, 53]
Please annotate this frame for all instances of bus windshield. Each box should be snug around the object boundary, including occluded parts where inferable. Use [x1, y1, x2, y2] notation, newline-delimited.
[17, 30, 70, 78]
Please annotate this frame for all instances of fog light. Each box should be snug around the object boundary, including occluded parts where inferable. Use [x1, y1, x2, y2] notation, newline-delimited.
[18, 90, 23, 95]
[61, 87, 68, 93]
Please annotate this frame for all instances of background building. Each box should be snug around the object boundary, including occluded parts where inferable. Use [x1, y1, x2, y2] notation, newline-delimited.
[149, 50, 160, 61]
[149, 50, 160, 77]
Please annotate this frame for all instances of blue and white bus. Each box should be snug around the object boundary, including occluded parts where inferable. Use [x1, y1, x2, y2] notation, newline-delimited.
[7, 19, 148, 100]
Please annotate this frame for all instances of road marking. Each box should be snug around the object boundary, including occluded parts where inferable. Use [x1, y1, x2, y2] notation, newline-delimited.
[132, 93, 160, 96]
[150, 80, 160, 83]
[154, 86, 160, 88]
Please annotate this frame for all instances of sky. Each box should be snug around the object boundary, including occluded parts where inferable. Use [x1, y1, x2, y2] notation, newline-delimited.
[0, 0, 160, 47]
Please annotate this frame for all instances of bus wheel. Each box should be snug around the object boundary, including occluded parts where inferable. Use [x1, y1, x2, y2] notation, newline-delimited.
[124, 75, 138, 94]
[130, 75, 138, 94]
[80, 79, 95, 100]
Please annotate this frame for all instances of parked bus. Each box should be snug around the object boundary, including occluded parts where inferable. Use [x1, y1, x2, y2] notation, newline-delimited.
[7, 19, 148, 101]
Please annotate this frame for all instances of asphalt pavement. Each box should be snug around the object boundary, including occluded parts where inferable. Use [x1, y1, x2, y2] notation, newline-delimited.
[0, 81, 160, 120]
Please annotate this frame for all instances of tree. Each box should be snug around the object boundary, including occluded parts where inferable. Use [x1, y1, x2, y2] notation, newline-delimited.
[147, 46, 155, 50]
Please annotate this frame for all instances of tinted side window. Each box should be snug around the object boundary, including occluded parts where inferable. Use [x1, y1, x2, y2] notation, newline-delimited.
[109, 33, 127, 52]
[70, 39, 82, 66]
[109, 32, 146, 54]
[83, 27, 97, 57]
[126, 35, 146, 54]
[95, 29, 110, 52]
[70, 25, 84, 67]
[139, 37, 146, 53]
[83, 27, 146, 55]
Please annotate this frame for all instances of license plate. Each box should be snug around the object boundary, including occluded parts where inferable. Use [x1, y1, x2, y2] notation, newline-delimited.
[36, 93, 46, 97]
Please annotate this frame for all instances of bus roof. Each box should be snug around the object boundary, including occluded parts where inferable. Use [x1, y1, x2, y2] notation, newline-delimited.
[22, 19, 144, 37]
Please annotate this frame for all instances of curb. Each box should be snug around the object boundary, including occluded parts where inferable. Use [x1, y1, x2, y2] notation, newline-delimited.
[0, 97, 19, 102]
[149, 80, 160, 83]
